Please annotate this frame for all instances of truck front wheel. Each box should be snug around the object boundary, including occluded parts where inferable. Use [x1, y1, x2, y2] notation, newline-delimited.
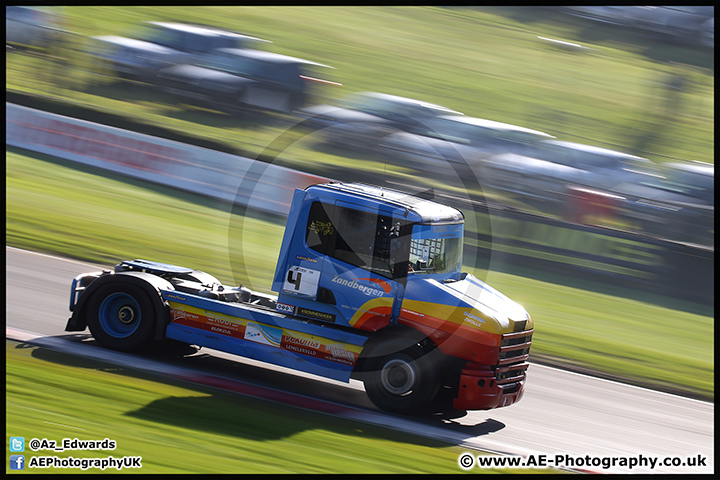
[363, 339, 439, 413]
[86, 283, 158, 351]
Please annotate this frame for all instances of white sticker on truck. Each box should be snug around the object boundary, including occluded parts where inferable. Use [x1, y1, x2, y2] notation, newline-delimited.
[244, 322, 283, 347]
[282, 266, 320, 297]
[276, 302, 296, 315]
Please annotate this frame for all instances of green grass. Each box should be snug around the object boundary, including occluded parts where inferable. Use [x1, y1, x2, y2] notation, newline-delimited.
[5, 147, 713, 399]
[476, 270, 714, 397]
[9, 340, 553, 474]
[6, 6, 714, 166]
[5, 147, 282, 291]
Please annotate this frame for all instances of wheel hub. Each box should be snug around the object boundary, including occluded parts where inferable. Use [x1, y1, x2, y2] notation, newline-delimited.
[381, 358, 417, 395]
[117, 305, 136, 324]
[98, 292, 142, 338]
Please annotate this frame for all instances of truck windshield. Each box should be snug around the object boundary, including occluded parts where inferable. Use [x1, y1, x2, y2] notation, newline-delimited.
[408, 223, 463, 275]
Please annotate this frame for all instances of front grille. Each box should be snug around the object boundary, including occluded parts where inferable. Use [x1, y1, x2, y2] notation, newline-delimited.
[498, 329, 533, 365]
[502, 330, 533, 346]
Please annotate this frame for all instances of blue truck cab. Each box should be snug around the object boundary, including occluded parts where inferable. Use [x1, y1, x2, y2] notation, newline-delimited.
[273, 183, 463, 330]
[67, 182, 533, 414]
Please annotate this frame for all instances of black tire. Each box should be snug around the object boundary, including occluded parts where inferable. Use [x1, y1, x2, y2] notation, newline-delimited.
[86, 282, 159, 351]
[363, 338, 439, 413]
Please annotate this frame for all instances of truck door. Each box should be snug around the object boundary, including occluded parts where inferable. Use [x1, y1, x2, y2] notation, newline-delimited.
[291, 200, 410, 331]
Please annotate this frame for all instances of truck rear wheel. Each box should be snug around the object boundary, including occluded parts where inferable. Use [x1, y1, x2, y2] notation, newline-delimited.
[86, 283, 158, 351]
[363, 339, 439, 413]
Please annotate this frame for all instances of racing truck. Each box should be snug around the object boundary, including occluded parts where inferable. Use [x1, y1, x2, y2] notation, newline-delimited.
[67, 182, 533, 414]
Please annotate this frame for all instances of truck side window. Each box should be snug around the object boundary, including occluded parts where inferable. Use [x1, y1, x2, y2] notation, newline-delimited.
[333, 207, 379, 270]
[306, 202, 335, 255]
[306, 202, 397, 278]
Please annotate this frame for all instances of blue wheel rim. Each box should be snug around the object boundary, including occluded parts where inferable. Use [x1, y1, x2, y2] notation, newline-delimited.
[98, 292, 141, 338]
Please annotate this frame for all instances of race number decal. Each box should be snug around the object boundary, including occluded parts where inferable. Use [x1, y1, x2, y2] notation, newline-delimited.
[282, 266, 320, 297]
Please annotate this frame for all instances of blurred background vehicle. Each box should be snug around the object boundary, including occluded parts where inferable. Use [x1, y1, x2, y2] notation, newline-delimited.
[6, 5, 64, 50]
[156, 48, 338, 115]
[477, 140, 663, 219]
[615, 161, 714, 245]
[563, 5, 714, 47]
[300, 92, 463, 153]
[628, 6, 715, 45]
[89, 21, 270, 84]
[699, 16, 713, 47]
[562, 6, 642, 26]
[380, 115, 555, 179]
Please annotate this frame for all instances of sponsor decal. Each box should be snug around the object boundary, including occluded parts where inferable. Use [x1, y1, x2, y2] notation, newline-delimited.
[326, 343, 356, 363]
[244, 323, 283, 347]
[295, 255, 318, 264]
[167, 302, 359, 365]
[345, 305, 388, 317]
[284, 344, 318, 356]
[297, 307, 336, 322]
[169, 302, 246, 339]
[170, 305, 200, 323]
[432, 224, 464, 237]
[276, 303, 296, 315]
[284, 331, 322, 350]
[280, 330, 360, 366]
[463, 311, 486, 327]
[331, 276, 385, 297]
[164, 293, 187, 301]
[308, 220, 334, 236]
[206, 311, 243, 328]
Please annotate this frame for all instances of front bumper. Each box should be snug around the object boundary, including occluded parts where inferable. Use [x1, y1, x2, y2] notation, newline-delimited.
[452, 361, 529, 410]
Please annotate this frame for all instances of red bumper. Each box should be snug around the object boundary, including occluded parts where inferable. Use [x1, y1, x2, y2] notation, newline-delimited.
[452, 362, 529, 411]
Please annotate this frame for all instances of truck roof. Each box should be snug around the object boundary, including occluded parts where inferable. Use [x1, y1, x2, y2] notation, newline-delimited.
[309, 183, 464, 224]
[437, 115, 555, 138]
[215, 48, 334, 68]
[347, 92, 464, 117]
[147, 21, 269, 42]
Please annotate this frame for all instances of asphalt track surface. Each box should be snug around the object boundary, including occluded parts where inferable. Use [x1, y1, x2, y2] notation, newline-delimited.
[6, 246, 714, 474]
